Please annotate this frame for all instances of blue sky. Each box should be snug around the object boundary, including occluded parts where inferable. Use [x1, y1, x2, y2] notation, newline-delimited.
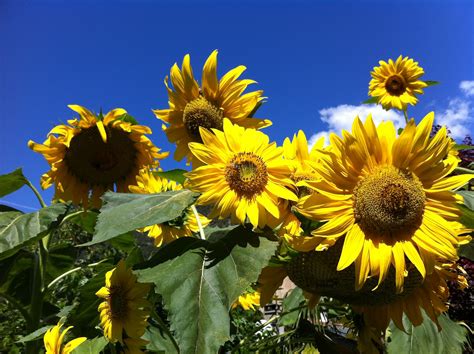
[1, 0, 473, 211]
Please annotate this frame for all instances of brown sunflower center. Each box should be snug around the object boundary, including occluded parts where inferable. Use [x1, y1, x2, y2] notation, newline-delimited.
[108, 285, 128, 319]
[183, 96, 224, 142]
[385, 74, 406, 96]
[286, 240, 424, 306]
[225, 153, 268, 199]
[64, 125, 137, 186]
[353, 165, 425, 237]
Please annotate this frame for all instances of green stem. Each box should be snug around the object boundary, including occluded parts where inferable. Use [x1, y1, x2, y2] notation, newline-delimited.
[0, 292, 32, 326]
[46, 260, 107, 291]
[25, 179, 47, 209]
[26, 252, 44, 354]
[403, 109, 409, 124]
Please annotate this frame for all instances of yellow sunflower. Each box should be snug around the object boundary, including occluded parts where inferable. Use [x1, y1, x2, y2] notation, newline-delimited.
[96, 260, 151, 343]
[122, 337, 149, 354]
[368, 55, 428, 111]
[43, 323, 86, 354]
[154, 50, 271, 164]
[232, 291, 261, 311]
[279, 131, 325, 240]
[29, 105, 168, 208]
[291, 113, 471, 292]
[185, 119, 297, 229]
[129, 169, 210, 246]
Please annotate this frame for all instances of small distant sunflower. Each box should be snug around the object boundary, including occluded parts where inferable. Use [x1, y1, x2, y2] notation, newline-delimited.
[186, 119, 297, 229]
[43, 323, 86, 354]
[292, 113, 471, 292]
[232, 291, 261, 311]
[154, 50, 271, 164]
[369, 55, 428, 110]
[29, 105, 168, 208]
[96, 260, 151, 343]
[279, 131, 325, 240]
[129, 169, 210, 246]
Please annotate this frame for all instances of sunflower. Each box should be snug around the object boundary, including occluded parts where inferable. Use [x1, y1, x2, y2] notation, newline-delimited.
[122, 337, 149, 354]
[129, 169, 210, 246]
[368, 55, 428, 111]
[232, 291, 261, 311]
[29, 105, 168, 208]
[279, 131, 325, 240]
[43, 323, 87, 354]
[154, 50, 271, 164]
[291, 113, 472, 292]
[185, 119, 297, 229]
[96, 260, 151, 343]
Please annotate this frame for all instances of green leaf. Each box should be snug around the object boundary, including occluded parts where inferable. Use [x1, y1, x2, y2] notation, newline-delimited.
[424, 80, 440, 87]
[136, 226, 278, 354]
[46, 244, 77, 281]
[279, 287, 304, 326]
[117, 113, 139, 125]
[72, 337, 107, 354]
[154, 169, 188, 185]
[457, 191, 474, 210]
[68, 211, 98, 234]
[85, 190, 198, 246]
[144, 326, 179, 354]
[362, 97, 379, 104]
[0, 168, 27, 198]
[387, 312, 468, 354]
[17, 325, 53, 343]
[0, 203, 67, 260]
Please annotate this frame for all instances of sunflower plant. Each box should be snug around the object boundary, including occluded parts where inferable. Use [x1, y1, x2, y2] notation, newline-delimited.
[0, 52, 472, 354]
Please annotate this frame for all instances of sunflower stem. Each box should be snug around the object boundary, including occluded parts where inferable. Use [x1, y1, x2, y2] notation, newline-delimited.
[26, 251, 44, 354]
[403, 109, 409, 124]
[191, 205, 206, 240]
[45, 260, 107, 291]
[25, 179, 47, 209]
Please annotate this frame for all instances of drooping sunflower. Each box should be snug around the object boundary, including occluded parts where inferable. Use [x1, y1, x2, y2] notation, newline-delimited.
[185, 119, 297, 229]
[368, 55, 428, 111]
[232, 291, 261, 311]
[29, 105, 168, 208]
[291, 113, 471, 292]
[129, 169, 210, 246]
[43, 323, 87, 354]
[279, 131, 325, 240]
[154, 50, 271, 164]
[96, 260, 151, 343]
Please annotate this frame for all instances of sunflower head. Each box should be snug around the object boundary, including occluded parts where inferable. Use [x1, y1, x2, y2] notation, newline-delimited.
[186, 119, 297, 229]
[29, 105, 168, 208]
[291, 113, 472, 293]
[43, 323, 87, 354]
[154, 50, 272, 164]
[96, 260, 151, 343]
[232, 291, 261, 311]
[129, 169, 210, 246]
[369, 55, 428, 110]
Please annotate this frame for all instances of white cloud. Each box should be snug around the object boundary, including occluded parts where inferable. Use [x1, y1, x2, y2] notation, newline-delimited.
[435, 98, 472, 139]
[309, 104, 404, 147]
[460, 81, 474, 96]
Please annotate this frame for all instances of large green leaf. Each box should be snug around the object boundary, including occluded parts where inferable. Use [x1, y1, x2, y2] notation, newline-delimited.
[144, 325, 179, 354]
[0, 203, 67, 259]
[17, 325, 53, 343]
[85, 190, 198, 246]
[72, 337, 107, 354]
[362, 97, 379, 104]
[387, 312, 468, 354]
[0, 168, 27, 198]
[136, 226, 278, 354]
[424, 80, 440, 87]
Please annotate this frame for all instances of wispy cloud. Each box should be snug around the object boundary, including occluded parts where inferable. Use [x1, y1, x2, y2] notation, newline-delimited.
[308, 104, 404, 147]
[460, 80, 474, 97]
[434, 81, 474, 140]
